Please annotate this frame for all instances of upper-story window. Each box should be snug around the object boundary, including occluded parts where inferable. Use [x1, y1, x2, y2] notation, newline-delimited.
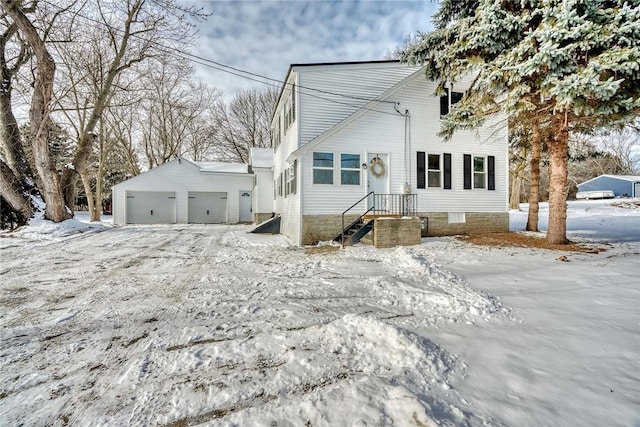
[313, 152, 333, 185]
[272, 116, 281, 150]
[340, 154, 360, 185]
[284, 84, 296, 131]
[440, 88, 464, 117]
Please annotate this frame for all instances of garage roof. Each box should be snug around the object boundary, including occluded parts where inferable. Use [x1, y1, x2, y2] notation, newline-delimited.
[194, 162, 248, 174]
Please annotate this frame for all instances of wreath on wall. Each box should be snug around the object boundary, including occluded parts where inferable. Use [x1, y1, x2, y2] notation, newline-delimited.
[370, 157, 385, 178]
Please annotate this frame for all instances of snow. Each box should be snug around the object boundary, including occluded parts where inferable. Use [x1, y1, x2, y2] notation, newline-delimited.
[1, 200, 638, 426]
[194, 162, 249, 174]
[249, 147, 274, 168]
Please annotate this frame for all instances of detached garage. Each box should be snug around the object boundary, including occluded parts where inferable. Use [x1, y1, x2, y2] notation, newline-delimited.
[112, 158, 254, 225]
[577, 175, 640, 198]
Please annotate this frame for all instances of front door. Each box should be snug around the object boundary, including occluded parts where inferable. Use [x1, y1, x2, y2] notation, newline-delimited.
[367, 153, 389, 210]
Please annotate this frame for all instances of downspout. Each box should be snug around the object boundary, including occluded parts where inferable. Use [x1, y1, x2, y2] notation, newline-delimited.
[394, 103, 411, 194]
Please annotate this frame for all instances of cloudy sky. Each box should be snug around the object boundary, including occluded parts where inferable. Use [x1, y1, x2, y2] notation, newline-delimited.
[190, 1, 438, 98]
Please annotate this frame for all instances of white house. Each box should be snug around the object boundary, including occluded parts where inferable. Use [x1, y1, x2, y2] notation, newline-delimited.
[112, 158, 254, 225]
[270, 60, 509, 245]
[248, 147, 275, 223]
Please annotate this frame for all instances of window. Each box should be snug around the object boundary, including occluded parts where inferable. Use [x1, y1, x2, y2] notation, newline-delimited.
[340, 153, 360, 185]
[285, 160, 297, 196]
[464, 154, 495, 190]
[277, 173, 283, 196]
[440, 88, 464, 117]
[427, 154, 441, 188]
[284, 85, 296, 131]
[474, 156, 485, 189]
[418, 152, 451, 189]
[313, 152, 333, 184]
[272, 117, 281, 150]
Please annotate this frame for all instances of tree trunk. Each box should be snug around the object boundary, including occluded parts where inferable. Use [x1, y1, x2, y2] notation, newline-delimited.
[509, 144, 527, 210]
[0, 160, 32, 221]
[547, 115, 569, 244]
[526, 120, 541, 232]
[80, 171, 99, 222]
[0, 88, 33, 183]
[4, 0, 71, 222]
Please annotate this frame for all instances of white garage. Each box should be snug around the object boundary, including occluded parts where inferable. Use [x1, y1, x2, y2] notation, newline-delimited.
[112, 158, 254, 225]
[188, 192, 227, 223]
[126, 191, 176, 224]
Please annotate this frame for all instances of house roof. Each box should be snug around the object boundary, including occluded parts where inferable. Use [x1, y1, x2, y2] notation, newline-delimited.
[286, 65, 426, 162]
[578, 174, 640, 186]
[248, 147, 274, 168]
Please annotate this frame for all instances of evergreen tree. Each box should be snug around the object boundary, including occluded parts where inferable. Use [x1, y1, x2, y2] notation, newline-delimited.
[402, 0, 640, 243]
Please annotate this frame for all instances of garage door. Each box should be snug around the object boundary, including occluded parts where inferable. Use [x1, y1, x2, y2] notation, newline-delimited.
[126, 191, 176, 224]
[635, 182, 640, 198]
[188, 192, 227, 223]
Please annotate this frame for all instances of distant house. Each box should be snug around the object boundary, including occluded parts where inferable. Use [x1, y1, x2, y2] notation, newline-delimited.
[112, 159, 254, 225]
[577, 175, 640, 198]
[268, 60, 509, 246]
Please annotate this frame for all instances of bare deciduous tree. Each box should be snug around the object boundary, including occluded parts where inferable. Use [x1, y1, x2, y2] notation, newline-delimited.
[212, 87, 277, 163]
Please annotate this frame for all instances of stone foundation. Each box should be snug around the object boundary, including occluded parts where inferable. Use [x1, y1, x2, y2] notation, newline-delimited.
[417, 212, 509, 237]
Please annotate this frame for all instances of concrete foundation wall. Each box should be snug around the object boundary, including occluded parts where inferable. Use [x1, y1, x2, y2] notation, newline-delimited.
[372, 217, 421, 248]
[254, 212, 274, 224]
[301, 214, 361, 245]
[301, 211, 509, 246]
[418, 212, 509, 237]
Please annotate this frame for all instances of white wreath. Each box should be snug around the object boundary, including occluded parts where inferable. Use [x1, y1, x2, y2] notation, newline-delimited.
[370, 157, 385, 178]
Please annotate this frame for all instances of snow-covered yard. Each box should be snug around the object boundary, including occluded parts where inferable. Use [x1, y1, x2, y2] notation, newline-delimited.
[1, 200, 638, 426]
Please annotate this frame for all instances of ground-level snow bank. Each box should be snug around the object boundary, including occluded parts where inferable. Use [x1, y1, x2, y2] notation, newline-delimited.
[1, 222, 506, 426]
[1, 200, 637, 426]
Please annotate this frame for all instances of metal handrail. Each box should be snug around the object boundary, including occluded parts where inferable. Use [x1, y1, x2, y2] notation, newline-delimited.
[372, 194, 417, 216]
[341, 191, 374, 246]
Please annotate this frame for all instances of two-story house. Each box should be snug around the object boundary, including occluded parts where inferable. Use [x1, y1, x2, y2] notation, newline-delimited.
[269, 60, 508, 246]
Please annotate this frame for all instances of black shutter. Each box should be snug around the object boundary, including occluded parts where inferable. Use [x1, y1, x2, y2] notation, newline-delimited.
[440, 89, 449, 117]
[463, 154, 472, 190]
[417, 151, 426, 189]
[444, 153, 452, 189]
[488, 155, 495, 191]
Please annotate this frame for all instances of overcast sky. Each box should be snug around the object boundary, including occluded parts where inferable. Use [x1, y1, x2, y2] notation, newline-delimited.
[190, 1, 438, 98]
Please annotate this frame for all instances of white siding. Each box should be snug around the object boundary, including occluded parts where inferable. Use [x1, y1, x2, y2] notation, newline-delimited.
[301, 75, 508, 215]
[297, 62, 421, 146]
[253, 167, 274, 216]
[112, 159, 254, 225]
